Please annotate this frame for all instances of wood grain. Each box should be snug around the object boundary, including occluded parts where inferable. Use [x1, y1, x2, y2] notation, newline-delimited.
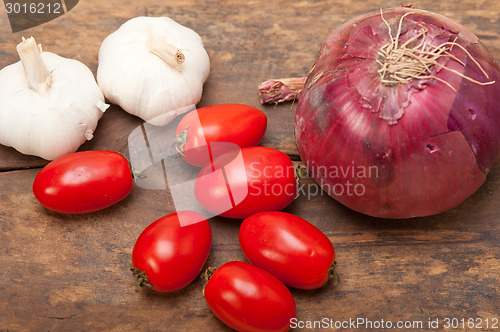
[0, 0, 499, 331]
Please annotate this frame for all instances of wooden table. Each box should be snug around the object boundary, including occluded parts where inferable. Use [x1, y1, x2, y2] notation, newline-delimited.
[1, 0, 499, 330]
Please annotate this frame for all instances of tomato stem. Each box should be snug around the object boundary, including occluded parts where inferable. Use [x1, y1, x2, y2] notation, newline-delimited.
[200, 266, 217, 281]
[173, 125, 189, 157]
[295, 164, 309, 178]
[328, 261, 340, 287]
[293, 163, 314, 199]
[131, 167, 147, 179]
[293, 164, 303, 200]
[130, 267, 152, 291]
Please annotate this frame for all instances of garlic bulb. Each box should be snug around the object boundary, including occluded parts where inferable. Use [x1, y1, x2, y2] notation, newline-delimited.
[0, 37, 108, 160]
[97, 16, 210, 126]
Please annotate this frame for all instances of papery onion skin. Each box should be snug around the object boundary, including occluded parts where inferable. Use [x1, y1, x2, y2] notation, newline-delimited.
[295, 8, 500, 218]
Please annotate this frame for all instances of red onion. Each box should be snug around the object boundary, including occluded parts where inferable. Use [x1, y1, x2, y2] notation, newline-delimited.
[261, 8, 500, 218]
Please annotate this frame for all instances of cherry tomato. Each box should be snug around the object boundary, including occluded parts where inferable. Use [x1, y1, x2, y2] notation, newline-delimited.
[204, 261, 296, 332]
[239, 211, 335, 290]
[131, 211, 212, 293]
[174, 104, 267, 167]
[32, 150, 133, 214]
[194, 146, 296, 219]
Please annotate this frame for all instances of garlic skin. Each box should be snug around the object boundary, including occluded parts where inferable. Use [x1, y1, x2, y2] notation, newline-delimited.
[97, 16, 210, 126]
[0, 37, 108, 160]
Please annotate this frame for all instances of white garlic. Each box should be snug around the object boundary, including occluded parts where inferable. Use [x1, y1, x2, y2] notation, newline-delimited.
[97, 16, 210, 126]
[0, 37, 108, 160]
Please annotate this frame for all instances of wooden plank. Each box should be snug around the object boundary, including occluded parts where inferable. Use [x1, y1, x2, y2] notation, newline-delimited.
[0, 163, 498, 330]
[0, 0, 499, 330]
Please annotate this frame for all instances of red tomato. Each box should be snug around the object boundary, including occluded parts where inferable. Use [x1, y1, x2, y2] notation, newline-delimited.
[239, 211, 335, 290]
[204, 261, 296, 332]
[194, 146, 296, 219]
[174, 104, 267, 167]
[131, 211, 212, 293]
[32, 150, 133, 214]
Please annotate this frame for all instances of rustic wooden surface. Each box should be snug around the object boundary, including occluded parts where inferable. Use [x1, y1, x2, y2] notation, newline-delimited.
[1, 0, 499, 331]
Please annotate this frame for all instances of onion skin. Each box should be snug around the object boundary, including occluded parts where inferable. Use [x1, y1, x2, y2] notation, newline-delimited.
[295, 8, 500, 218]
